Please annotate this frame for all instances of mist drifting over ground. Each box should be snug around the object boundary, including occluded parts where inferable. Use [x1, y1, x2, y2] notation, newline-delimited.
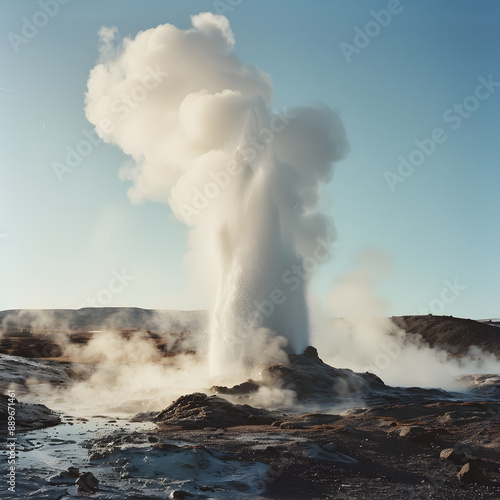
[85, 13, 348, 379]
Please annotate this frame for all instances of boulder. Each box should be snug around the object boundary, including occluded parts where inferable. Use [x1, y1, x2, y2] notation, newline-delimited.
[213, 346, 453, 406]
[211, 380, 259, 395]
[456, 462, 490, 485]
[440, 448, 466, 465]
[0, 394, 60, 430]
[262, 346, 386, 402]
[153, 393, 280, 429]
[76, 471, 99, 493]
[391, 425, 443, 444]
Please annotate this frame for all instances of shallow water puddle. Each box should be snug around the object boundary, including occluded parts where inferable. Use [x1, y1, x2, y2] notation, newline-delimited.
[1, 414, 270, 498]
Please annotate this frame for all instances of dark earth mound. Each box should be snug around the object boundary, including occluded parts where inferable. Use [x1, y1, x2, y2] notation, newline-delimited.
[153, 392, 281, 428]
[213, 346, 455, 406]
[392, 315, 500, 357]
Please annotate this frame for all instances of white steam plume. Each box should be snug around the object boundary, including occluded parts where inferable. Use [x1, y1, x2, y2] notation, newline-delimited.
[85, 13, 348, 377]
[312, 249, 500, 390]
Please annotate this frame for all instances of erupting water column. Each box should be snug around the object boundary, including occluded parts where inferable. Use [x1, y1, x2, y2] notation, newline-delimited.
[208, 111, 311, 376]
[84, 13, 349, 379]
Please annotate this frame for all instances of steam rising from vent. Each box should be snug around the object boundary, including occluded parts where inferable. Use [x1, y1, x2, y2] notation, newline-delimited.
[85, 13, 348, 376]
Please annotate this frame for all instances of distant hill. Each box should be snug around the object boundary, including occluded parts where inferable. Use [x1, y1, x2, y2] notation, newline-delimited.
[392, 315, 500, 357]
[0, 307, 208, 334]
[0, 308, 210, 359]
[1, 309, 499, 360]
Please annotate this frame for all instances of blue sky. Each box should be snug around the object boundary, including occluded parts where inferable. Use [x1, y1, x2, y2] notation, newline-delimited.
[0, 0, 499, 318]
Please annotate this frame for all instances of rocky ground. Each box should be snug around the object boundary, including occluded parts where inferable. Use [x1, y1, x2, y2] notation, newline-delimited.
[1, 310, 500, 498]
[147, 396, 500, 499]
[4, 392, 499, 499]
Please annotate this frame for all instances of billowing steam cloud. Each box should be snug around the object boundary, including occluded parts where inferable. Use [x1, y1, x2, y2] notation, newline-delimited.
[312, 250, 500, 390]
[85, 13, 348, 377]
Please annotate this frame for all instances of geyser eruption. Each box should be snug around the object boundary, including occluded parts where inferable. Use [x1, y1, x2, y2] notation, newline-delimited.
[85, 13, 348, 376]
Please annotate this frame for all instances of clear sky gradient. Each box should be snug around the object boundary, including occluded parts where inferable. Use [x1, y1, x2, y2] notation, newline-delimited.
[1, 0, 499, 318]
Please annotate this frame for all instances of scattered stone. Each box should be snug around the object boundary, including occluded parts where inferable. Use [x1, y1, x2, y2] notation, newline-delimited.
[76, 471, 99, 493]
[393, 425, 443, 444]
[67, 467, 80, 478]
[170, 490, 194, 499]
[47, 466, 80, 484]
[440, 448, 466, 465]
[378, 420, 397, 428]
[456, 462, 490, 485]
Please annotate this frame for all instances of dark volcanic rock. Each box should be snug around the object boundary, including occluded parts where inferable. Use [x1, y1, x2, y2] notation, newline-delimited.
[440, 447, 467, 464]
[0, 393, 61, 431]
[211, 380, 260, 395]
[392, 425, 444, 444]
[208, 346, 456, 406]
[457, 462, 490, 485]
[260, 346, 386, 402]
[260, 346, 451, 405]
[153, 393, 280, 428]
[207, 346, 390, 404]
[76, 471, 100, 493]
